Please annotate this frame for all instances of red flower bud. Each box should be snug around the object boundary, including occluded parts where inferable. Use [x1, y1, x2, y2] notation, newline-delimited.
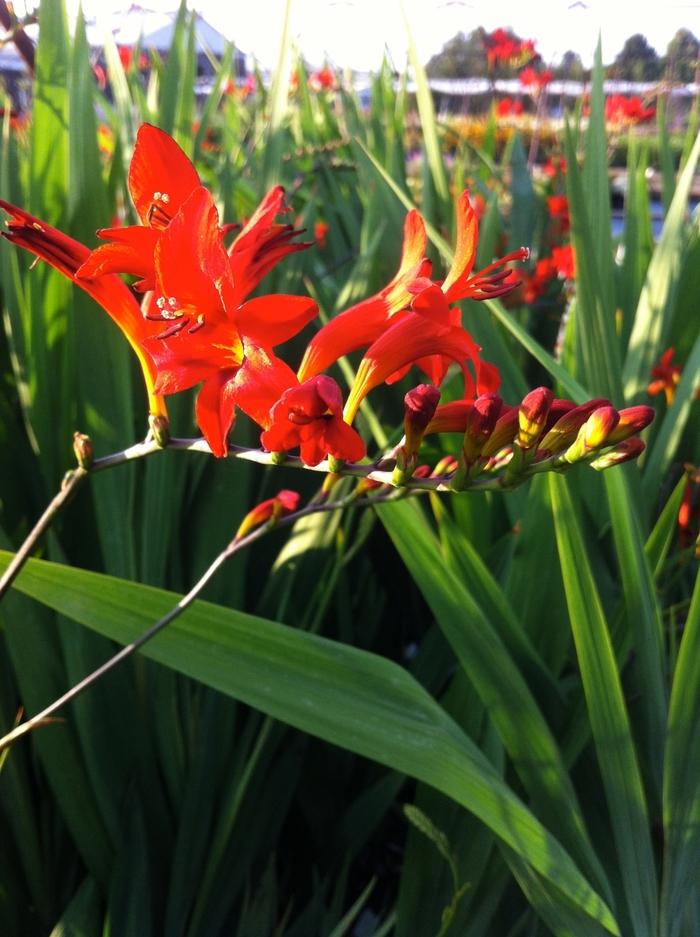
[463, 393, 502, 462]
[518, 387, 553, 448]
[590, 438, 646, 471]
[539, 398, 611, 454]
[605, 405, 655, 445]
[404, 384, 441, 453]
[583, 406, 619, 448]
[234, 489, 300, 541]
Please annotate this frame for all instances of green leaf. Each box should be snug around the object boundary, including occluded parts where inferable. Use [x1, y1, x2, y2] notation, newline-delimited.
[661, 570, 700, 937]
[604, 468, 666, 802]
[623, 131, 700, 402]
[548, 474, 658, 935]
[0, 550, 619, 934]
[402, 12, 449, 211]
[564, 119, 622, 401]
[377, 499, 610, 900]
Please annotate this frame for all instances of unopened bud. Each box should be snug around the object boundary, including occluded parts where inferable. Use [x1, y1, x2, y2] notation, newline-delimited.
[463, 394, 502, 464]
[565, 406, 619, 462]
[234, 489, 300, 541]
[432, 455, 459, 477]
[539, 398, 611, 454]
[149, 413, 170, 448]
[354, 476, 384, 498]
[72, 432, 93, 469]
[590, 438, 646, 471]
[605, 405, 655, 445]
[518, 387, 553, 449]
[481, 406, 518, 457]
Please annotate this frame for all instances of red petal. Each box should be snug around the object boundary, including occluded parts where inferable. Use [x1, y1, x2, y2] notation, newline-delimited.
[260, 420, 301, 453]
[442, 192, 478, 301]
[321, 416, 365, 462]
[232, 342, 298, 429]
[154, 187, 234, 322]
[344, 314, 481, 422]
[297, 301, 405, 381]
[76, 225, 160, 287]
[195, 370, 238, 457]
[129, 124, 201, 227]
[235, 294, 317, 347]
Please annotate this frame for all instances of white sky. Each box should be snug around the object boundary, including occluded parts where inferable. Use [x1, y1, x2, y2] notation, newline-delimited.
[21, 0, 700, 70]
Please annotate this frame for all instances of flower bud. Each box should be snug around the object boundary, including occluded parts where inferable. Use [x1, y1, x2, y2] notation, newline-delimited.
[518, 387, 553, 449]
[354, 476, 384, 498]
[538, 398, 611, 454]
[564, 406, 619, 463]
[590, 438, 645, 471]
[234, 490, 300, 541]
[72, 432, 93, 470]
[396, 384, 441, 484]
[481, 406, 518, 457]
[463, 393, 502, 464]
[605, 406, 655, 445]
[432, 455, 459, 477]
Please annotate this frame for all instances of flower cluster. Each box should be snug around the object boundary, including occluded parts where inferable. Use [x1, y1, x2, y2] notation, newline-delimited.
[604, 95, 655, 126]
[484, 29, 536, 70]
[0, 123, 653, 483]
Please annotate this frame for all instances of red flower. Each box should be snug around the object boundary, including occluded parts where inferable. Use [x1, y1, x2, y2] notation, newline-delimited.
[300, 191, 526, 404]
[547, 194, 570, 232]
[309, 66, 336, 92]
[141, 186, 317, 457]
[297, 208, 430, 380]
[261, 375, 365, 466]
[314, 220, 329, 249]
[551, 244, 575, 280]
[648, 348, 682, 406]
[496, 98, 524, 117]
[0, 200, 167, 418]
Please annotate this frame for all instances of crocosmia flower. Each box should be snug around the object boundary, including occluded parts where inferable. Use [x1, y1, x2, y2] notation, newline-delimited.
[300, 192, 526, 403]
[261, 375, 365, 466]
[141, 186, 317, 457]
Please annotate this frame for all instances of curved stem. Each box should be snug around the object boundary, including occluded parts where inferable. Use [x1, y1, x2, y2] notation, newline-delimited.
[0, 495, 354, 753]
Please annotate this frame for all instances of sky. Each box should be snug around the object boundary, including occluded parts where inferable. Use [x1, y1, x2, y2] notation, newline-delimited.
[21, 0, 700, 70]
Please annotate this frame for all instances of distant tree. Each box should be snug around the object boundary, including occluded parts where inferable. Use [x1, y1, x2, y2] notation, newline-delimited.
[426, 28, 488, 78]
[664, 28, 699, 83]
[609, 33, 663, 81]
[554, 50, 586, 81]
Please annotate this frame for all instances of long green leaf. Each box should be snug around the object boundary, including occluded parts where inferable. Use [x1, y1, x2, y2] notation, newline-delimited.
[661, 568, 700, 937]
[548, 474, 657, 935]
[0, 550, 619, 934]
[377, 499, 610, 900]
[623, 131, 700, 402]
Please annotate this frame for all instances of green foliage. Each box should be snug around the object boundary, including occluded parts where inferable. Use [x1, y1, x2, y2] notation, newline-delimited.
[0, 1, 698, 935]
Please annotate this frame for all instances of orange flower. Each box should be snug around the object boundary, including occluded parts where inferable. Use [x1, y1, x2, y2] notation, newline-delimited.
[648, 348, 682, 406]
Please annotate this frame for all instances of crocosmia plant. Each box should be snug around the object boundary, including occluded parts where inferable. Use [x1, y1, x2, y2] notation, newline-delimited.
[0, 5, 698, 936]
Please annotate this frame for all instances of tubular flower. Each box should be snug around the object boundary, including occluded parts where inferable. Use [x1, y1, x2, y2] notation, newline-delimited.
[303, 192, 525, 417]
[261, 375, 365, 467]
[648, 348, 682, 406]
[297, 208, 430, 380]
[0, 200, 167, 417]
[141, 186, 318, 457]
[343, 283, 500, 424]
